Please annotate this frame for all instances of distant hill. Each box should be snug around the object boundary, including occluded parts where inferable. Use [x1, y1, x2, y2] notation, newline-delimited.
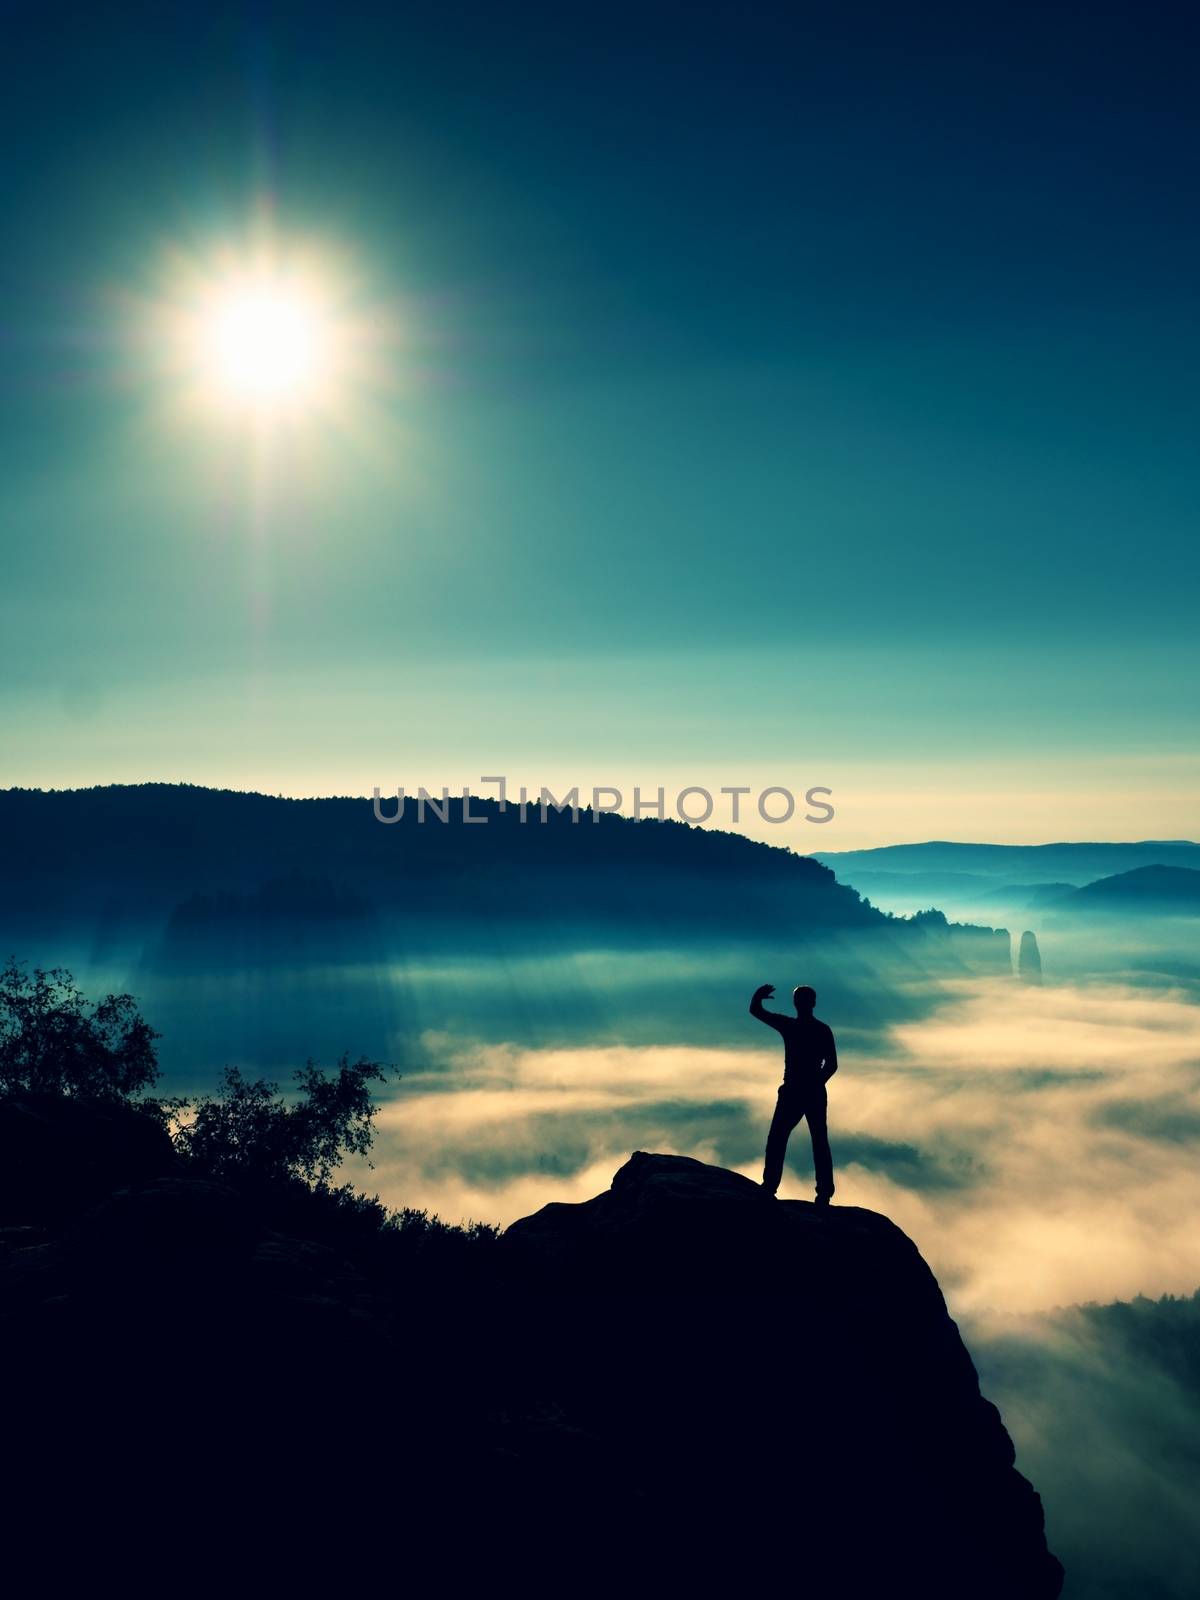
[981, 883, 1077, 908]
[0, 783, 879, 949]
[822, 868, 1005, 901]
[0, 786, 1010, 978]
[161, 874, 385, 968]
[813, 840, 1200, 885]
[1061, 864, 1200, 911]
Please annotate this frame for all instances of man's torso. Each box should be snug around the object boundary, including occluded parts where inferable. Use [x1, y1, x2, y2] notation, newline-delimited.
[775, 1015, 834, 1086]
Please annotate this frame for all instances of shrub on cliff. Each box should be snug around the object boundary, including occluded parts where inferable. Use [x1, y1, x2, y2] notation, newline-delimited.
[174, 1056, 388, 1187]
[1, 961, 391, 1196]
[0, 959, 160, 1100]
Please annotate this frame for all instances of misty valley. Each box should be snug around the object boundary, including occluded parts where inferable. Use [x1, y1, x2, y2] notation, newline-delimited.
[3, 786, 1199, 1597]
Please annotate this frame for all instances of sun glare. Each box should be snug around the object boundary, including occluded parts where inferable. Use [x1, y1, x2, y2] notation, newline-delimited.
[140, 225, 390, 430]
[201, 281, 327, 404]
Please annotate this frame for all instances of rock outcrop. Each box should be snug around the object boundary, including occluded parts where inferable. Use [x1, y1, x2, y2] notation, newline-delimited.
[502, 1152, 1063, 1597]
[910, 906, 1014, 973]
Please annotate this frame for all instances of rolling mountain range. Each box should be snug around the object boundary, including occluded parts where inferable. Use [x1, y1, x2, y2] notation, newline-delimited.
[813, 841, 1200, 883]
[813, 841, 1200, 925]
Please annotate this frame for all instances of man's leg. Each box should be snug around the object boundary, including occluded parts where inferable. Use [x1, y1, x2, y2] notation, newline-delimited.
[805, 1088, 834, 1202]
[761, 1086, 801, 1195]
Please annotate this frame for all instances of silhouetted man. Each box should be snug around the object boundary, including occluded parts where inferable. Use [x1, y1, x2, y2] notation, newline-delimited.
[750, 983, 837, 1203]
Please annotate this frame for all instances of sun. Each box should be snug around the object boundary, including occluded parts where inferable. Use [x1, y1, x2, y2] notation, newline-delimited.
[200, 280, 327, 404]
[137, 227, 380, 428]
[191, 270, 336, 413]
[134, 221, 399, 440]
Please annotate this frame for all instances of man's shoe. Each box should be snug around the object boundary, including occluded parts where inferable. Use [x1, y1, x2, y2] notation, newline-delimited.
[814, 1193, 832, 1207]
[759, 1183, 778, 1199]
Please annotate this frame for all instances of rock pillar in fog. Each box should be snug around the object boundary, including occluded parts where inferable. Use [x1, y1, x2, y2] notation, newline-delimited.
[1018, 930, 1043, 985]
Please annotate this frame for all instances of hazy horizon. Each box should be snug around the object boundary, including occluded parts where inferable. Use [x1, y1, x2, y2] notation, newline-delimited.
[4, 7, 1199, 852]
[3, 776, 1198, 855]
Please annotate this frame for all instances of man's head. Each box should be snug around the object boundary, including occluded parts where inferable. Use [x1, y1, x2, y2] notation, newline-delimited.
[793, 985, 816, 1014]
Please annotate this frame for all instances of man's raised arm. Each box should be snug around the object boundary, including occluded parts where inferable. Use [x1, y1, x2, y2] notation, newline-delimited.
[750, 983, 785, 1032]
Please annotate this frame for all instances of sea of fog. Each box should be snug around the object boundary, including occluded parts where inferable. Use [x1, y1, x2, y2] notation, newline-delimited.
[17, 918, 1200, 1598]
[32, 925, 1200, 1315]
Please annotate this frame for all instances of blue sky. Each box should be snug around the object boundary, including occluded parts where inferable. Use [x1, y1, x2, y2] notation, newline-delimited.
[2, 2, 1197, 844]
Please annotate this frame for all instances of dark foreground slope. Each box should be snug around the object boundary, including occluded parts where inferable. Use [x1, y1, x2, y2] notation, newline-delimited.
[0, 1103, 1061, 1595]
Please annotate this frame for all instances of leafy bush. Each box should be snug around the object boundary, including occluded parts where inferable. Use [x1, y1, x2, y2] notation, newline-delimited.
[0, 960, 409, 1202]
[175, 1056, 389, 1187]
[0, 959, 160, 1099]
